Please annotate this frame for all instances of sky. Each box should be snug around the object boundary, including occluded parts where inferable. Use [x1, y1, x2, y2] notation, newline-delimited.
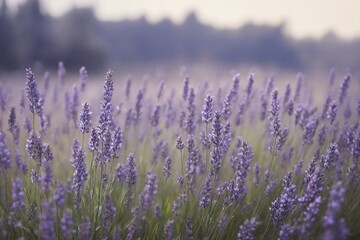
[8, 0, 360, 39]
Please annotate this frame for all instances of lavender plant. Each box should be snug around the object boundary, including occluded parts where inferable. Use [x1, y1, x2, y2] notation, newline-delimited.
[0, 66, 358, 240]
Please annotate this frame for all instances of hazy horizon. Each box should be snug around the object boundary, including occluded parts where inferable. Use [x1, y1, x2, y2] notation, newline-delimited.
[7, 0, 360, 40]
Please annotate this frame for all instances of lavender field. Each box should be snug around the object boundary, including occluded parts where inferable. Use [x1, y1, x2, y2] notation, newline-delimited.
[0, 64, 359, 240]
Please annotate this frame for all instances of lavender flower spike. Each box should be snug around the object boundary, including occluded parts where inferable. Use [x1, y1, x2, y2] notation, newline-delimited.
[71, 142, 88, 208]
[140, 171, 158, 210]
[269, 89, 281, 136]
[80, 102, 92, 134]
[125, 153, 137, 186]
[164, 219, 174, 240]
[327, 100, 337, 124]
[8, 107, 20, 145]
[39, 200, 56, 240]
[237, 218, 259, 240]
[0, 130, 11, 169]
[163, 156, 172, 179]
[11, 177, 26, 211]
[112, 127, 123, 158]
[322, 182, 348, 240]
[133, 89, 144, 125]
[202, 94, 213, 124]
[199, 173, 213, 208]
[61, 210, 74, 239]
[102, 195, 116, 234]
[97, 69, 114, 139]
[338, 73, 350, 105]
[25, 68, 42, 116]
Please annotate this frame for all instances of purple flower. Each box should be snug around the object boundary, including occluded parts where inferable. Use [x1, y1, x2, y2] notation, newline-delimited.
[164, 219, 174, 240]
[185, 88, 196, 135]
[270, 172, 296, 225]
[260, 94, 267, 121]
[237, 217, 259, 240]
[88, 128, 99, 152]
[96, 130, 112, 166]
[80, 102, 92, 134]
[265, 75, 275, 95]
[163, 156, 172, 180]
[303, 119, 318, 145]
[70, 85, 79, 127]
[80, 218, 91, 239]
[185, 217, 194, 239]
[11, 177, 25, 211]
[39, 200, 56, 240]
[154, 204, 161, 220]
[15, 149, 27, 174]
[269, 89, 281, 136]
[278, 224, 294, 240]
[97, 69, 114, 139]
[79, 66, 88, 92]
[0, 84, 7, 112]
[0, 130, 11, 170]
[43, 144, 53, 162]
[182, 75, 189, 100]
[338, 73, 350, 105]
[199, 173, 213, 208]
[222, 95, 232, 121]
[322, 182, 348, 240]
[299, 196, 322, 235]
[140, 172, 158, 210]
[26, 131, 42, 166]
[41, 161, 53, 191]
[71, 142, 88, 208]
[54, 182, 66, 207]
[253, 163, 260, 186]
[31, 169, 40, 183]
[276, 128, 288, 151]
[125, 153, 137, 186]
[112, 127, 123, 158]
[176, 136, 185, 150]
[298, 170, 323, 206]
[283, 83, 291, 107]
[133, 89, 144, 124]
[61, 210, 74, 239]
[303, 149, 320, 186]
[222, 122, 232, 153]
[200, 131, 211, 149]
[211, 110, 223, 147]
[103, 195, 116, 233]
[285, 99, 294, 116]
[322, 143, 339, 170]
[351, 133, 360, 159]
[150, 105, 161, 127]
[115, 163, 126, 183]
[202, 94, 213, 124]
[246, 74, 254, 99]
[126, 224, 135, 240]
[25, 68, 42, 116]
[318, 125, 327, 146]
[8, 107, 20, 145]
[327, 101, 337, 124]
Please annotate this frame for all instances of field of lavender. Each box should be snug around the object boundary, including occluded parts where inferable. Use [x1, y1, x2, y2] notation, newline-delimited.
[0, 64, 359, 240]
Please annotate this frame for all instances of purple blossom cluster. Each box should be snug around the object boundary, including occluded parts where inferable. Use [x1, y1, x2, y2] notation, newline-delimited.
[0, 66, 358, 239]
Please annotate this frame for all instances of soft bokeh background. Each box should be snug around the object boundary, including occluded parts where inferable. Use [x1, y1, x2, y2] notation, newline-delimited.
[1, 0, 360, 75]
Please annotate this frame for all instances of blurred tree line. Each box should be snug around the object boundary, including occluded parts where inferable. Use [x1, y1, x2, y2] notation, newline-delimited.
[1, 0, 360, 72]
